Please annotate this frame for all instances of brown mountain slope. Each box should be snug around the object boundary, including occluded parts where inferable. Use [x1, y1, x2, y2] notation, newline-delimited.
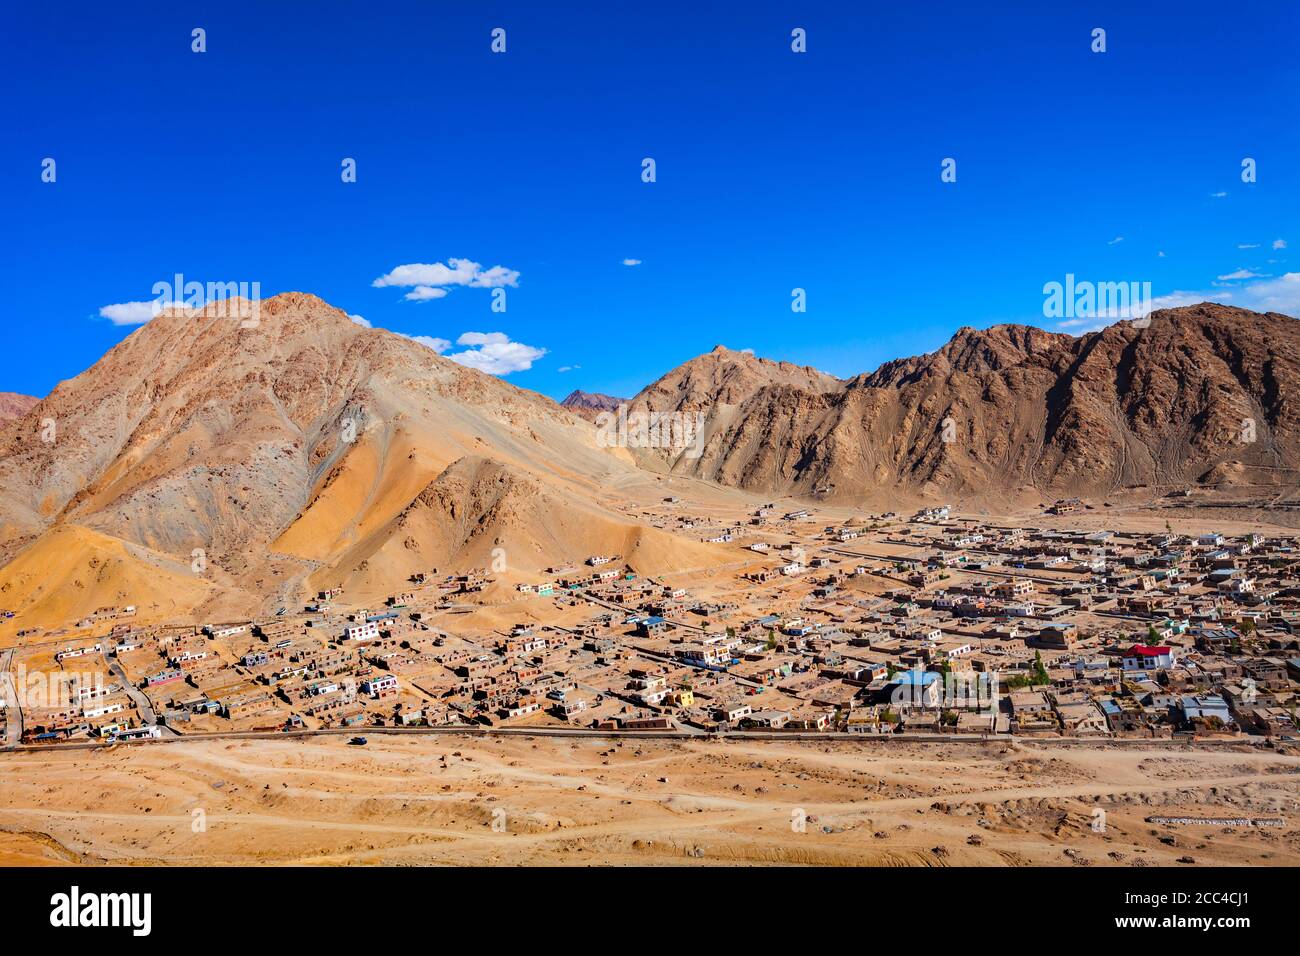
[862, 324, 1075, 387]
[622, 346, 843, 479]
[306, 455, 725, 598]
[0, 293, 616, 560]
[633, 304, 1300, 501]
[632, 345, 841, 414]
[0, 293, 689, 630]
[0, 393, 39, 423]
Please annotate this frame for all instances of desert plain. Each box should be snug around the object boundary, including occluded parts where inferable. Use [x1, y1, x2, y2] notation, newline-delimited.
[1, 733, 1297, 867]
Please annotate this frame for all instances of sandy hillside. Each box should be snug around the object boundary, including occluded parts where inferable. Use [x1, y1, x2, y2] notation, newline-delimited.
[0, 524, 225, 627]
[290, 454, 728, 602]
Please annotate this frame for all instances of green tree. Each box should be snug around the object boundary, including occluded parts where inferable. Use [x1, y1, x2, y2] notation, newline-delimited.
[1031, 650, 1049, 685]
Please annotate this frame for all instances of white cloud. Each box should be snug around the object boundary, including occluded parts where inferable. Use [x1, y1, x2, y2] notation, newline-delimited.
[445, 332, 546, 375]
[98, 299, 186, 326]
[457, 331, 509, 346]
[1054, 268, 1300, 333]
[1096, 290, 1235, 325]
[468, 266, 520, 288]
[1056, 317, 1104, 331]
[1238, 243, 1260, 250]
[1142, 290, 1229, 314]
[1238, 272, 1300, 314]
[557, 365, 580, 373]
[1210, 191, 1228, 198]
[398, 333, 452, 353]
[1107, 236, 1124, 245]
[1275, 239, 1288, 250]
[1055, 297, 1219, 330]
[379, 323, 543, 372]
[1217, 269, 1266, 281]
[99, 301, 158, 326]
[622, 258, 642, 266]
[372, 258, 519, 301]
[403, 285, 450, 302]
[349, 314, 372, 328]
[1157, 251, 1166, 257]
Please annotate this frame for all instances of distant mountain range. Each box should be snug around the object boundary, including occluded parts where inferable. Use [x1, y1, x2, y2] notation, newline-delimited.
[559, 389, 627, 422]
[0, 392, 38, 423]
[624, 303, 1299, 502]
[1, 294, 1296, 634]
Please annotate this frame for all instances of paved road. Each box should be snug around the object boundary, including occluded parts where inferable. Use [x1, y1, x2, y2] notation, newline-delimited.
[0, 649, 21, 747]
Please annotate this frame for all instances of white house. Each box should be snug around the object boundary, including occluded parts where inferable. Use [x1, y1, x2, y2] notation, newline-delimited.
[1122, 644, 1175, 670]
[344, 621, 380, 642]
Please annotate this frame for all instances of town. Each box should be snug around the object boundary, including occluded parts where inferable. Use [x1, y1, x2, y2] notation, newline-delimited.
[4, 502, 1299, 747]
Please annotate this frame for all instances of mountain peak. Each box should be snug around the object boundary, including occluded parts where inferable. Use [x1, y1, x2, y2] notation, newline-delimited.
[0, 392, 39, 424]
[633, 344, 841, 413]
[560, 390, 627, 421]
[936, 323, 1073, 372]
[0, 290, 622, 598]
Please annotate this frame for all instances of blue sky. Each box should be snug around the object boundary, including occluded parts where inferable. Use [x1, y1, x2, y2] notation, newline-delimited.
[4, 0, 1297, 401]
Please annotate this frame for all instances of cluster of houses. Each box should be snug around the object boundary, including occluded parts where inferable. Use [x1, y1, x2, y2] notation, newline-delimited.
[424, 510, 1300, 738]
[8, 502, 1300, 744]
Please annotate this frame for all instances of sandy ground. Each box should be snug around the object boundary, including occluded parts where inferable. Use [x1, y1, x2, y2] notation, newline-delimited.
[0, 735, 1296, 866]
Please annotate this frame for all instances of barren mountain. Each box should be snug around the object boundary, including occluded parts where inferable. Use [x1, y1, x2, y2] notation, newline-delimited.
[3, 294, 1297, 636]
[631, 345, 841, 414]
[0, 293, 722, 632]
[0, 392, 39, 423]
[559, 389, 627, 423]
[632, 304, 1300, 502]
